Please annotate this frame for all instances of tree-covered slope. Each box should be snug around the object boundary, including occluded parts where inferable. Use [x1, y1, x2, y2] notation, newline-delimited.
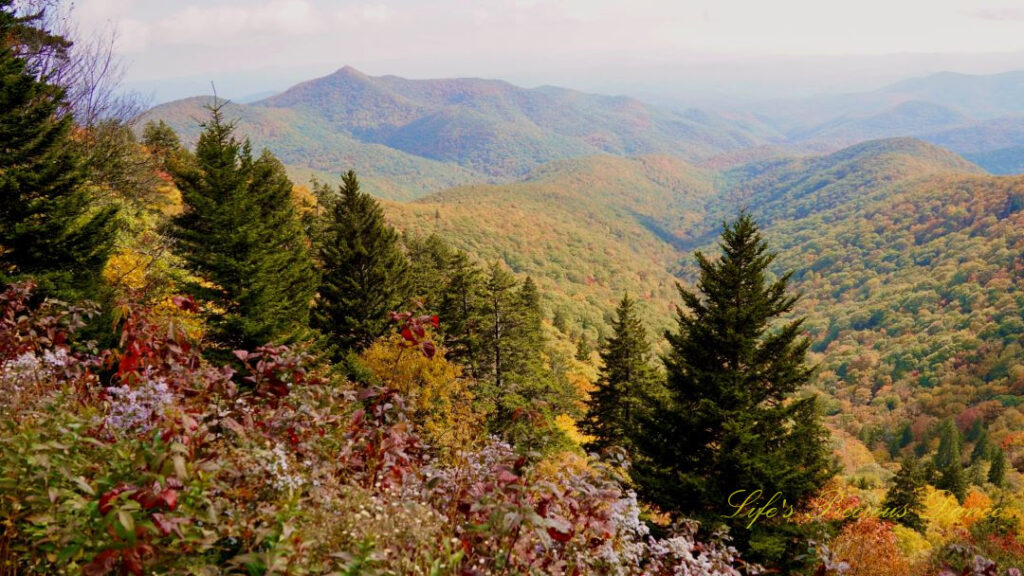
[690, 140, 1024, 463]
[140, 96, 488, 201]
[143, 67, 770, 197]
[384, 138, 1023, 469]
[385, 155, 718, 343]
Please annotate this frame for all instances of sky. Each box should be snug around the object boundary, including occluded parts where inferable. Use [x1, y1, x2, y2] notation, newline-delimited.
[71, 0, 1024, 104]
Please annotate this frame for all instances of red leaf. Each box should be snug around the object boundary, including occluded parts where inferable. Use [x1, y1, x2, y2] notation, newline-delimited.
[171, 295, 198, 312]
[158, 488, 178, 510]
[99, 484, 134, 515]
[419, 341, 436, 360]
[132, 490, 161, 510]
[152, 513, 174, 536]
[83, 549, 119, 576]
[547, 525, 574, 543]
[121, 543, 153, 576]
[232, 350, 249, 361]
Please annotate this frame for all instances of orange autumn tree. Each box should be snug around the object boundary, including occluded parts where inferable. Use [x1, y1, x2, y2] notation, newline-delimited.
[831, 517, 908, 576]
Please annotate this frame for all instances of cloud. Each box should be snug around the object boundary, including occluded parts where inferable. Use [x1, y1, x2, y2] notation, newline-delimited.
[966, 7, 1024, 21]
[360, 3, 394, 24]
[152, 0, 326, 45]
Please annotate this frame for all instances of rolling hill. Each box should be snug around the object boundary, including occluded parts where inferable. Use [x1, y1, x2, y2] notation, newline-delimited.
[142, 67, 771, 199]
[741, 70, 1024, 174]
[385, 155, 718, 343]
[696, 139, 1022, 448]
[140, 96, 488, 201]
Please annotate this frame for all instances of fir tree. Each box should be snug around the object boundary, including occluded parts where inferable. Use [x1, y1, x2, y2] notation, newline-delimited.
[970, 427, 991, 464]
[504, 275, 546, 385]
[883, 456, 926, 532]
[636, 212, 835, 553]
[574, 334, 593, 362]
[476, 264, 573, 450]
[966, 417, 984, 443]
[436, 250, 486, 374]
[169, 104, 315, 350]
[988, 448, 1006, 487]
[934, 419, 967, 502]
[480, 261, 521, 392]
[312, 170, 408, 354]
[142, 119, 182, 169]
[404, 233, 455, 307]
[0, 2, 117, 301]
[583, 293, 660, 454]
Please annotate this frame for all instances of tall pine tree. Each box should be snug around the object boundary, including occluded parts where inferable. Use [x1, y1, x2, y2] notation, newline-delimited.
[883, 456, 926, 532]
[636, 213, 835, 557]
[0, 1, 117, 301]
[988, 448, 1006, 487]
[583, 293, 660, 454]
[312, 170, 408, 354]
[437, 250, 486, 375]
[170, 103, 315, 350]
[479, 261, 521, 393]
[934, 418, 967, 502]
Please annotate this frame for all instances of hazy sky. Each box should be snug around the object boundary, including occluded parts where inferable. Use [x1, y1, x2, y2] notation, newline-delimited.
[73, 0, 1024, 103]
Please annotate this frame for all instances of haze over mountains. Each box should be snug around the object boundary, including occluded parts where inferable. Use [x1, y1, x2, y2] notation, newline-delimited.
[145, 66, 1024, 202]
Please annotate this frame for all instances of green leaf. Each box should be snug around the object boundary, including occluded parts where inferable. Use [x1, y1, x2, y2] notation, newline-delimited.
[74, 476, 95, 496]
[118, 509, 136, 533]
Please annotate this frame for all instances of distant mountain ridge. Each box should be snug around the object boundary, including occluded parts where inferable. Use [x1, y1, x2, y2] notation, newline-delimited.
[742, 70, 1024, 173]
[143, 66, 769, 199]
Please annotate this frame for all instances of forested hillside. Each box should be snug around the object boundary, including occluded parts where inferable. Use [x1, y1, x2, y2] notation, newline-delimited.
[387, 155, 717, 343]
[143, 67, 771, 199]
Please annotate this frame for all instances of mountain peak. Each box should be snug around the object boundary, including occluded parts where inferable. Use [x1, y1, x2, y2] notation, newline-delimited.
[333, 65, 369, 78]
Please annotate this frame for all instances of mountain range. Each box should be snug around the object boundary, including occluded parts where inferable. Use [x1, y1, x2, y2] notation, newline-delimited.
[144, 66, 769, 199]
[144, 67, 1024, 198]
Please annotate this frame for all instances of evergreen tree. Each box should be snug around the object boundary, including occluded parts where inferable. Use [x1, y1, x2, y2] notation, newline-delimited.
[583, 293, 660, 454]
[636, 213, 835, 554]
[476, 264, 574, 450]
[574, 334, 593, 362]
[404, 233, 490, 375]
[883, 456, 926, 532]
[312, 170, 408, 354]
[142, 119, 182, 169]
[0, 2, 117, 301]
[436, 250, 486, 374]
[934, 419, 967, 502]
[988, 448, 1006, 487]
[170, 104, 315, 350]
[480, 261, 521, 392]
[970, 427, 991, 464]
[504, 276, 546, 384]
[404, 233, 455, 307]
[966, 417, 984, 443]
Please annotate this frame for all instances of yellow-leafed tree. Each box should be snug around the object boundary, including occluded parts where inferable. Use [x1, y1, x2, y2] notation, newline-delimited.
[361, 334, 485, 461]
